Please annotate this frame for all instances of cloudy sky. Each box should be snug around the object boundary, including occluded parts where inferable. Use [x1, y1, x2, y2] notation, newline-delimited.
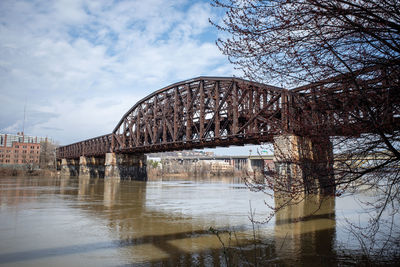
[0, 0, 266, 155]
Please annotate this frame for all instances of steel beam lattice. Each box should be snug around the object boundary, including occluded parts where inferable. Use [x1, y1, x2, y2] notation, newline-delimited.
[57, 70, 400, 159]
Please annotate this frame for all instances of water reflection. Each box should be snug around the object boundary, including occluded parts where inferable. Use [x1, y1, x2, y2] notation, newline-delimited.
[274, 195, 336, 265]
[0, 176, 380, 266]
[148, 175, 244, 184]
[103, 179, 120, 208]
[78, 177, 90, 197]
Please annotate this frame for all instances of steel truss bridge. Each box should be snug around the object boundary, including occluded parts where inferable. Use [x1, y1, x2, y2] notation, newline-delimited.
[57, 67, 400, 159]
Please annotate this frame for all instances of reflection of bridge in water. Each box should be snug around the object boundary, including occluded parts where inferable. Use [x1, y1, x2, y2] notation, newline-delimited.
[0, 177, 337, 265]
[56, 68, 400, 194]
[73, 177, 337, 265]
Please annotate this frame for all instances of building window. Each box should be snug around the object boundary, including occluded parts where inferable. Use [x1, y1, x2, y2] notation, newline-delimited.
[15, 145, 19, 148]
[15, 150, 18, 153]
[23, 150, 27, 154]
[23, 145, 27, 149]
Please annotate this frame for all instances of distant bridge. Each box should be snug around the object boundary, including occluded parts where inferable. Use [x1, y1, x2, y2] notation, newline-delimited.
[56, 67, 400, 194]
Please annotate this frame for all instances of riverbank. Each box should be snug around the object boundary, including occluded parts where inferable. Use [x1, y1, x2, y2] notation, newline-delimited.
[0, 166, 57, 177]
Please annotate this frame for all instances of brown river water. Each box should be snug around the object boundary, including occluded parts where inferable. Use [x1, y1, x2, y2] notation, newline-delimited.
[0, 176, 397, 266]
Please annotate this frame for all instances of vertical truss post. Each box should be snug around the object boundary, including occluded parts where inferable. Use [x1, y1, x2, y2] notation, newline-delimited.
[136, 108, 141, 146]
[199, 80, 205, 140]
[153, 96, 158, 143]
[214, 81, 220, 138]
[254, 88, 260, 134]
[144, 110, 148, 145]
[311, 88, 320, 135]
[248, 86, 254, 134]
[232, 81, 238, 135]
[123, 120, 126, 149]
[186, 84, 192, 141]
[281, 90, 289, 132]
[162, 92, 167, 144]
[174, 87, 179, 141]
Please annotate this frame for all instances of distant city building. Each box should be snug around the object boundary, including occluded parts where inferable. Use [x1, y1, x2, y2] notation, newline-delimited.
[0, 132, 49, 165]
[147, 150, 215, 158]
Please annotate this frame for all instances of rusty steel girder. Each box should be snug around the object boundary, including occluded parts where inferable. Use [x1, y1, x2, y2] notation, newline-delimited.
[56, 68, 400, 159]
[289, 66, 400, 136]
[112, 77, 286, 154]
[56, 134, 111, 159]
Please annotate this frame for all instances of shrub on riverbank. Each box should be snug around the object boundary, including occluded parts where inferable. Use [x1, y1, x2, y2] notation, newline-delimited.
[0, 166, 56, 177]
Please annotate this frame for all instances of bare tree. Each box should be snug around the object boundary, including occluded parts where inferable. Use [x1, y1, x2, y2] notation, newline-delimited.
[39, 140, 57, 170]
[211, 0, 400, 261]
[211, 0, 399, 84]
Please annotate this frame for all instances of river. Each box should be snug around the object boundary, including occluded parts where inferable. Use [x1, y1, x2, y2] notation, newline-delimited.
[0, 176, 397, 266]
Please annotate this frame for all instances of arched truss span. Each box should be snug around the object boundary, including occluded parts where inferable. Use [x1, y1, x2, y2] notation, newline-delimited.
[57, 68, 400, 159]
[112, 77, 286, 153]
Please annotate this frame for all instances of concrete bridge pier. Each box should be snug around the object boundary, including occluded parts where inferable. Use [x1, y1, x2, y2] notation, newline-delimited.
[273, 135, 335, 195]
[79, 156, 105, 179]
[60, 158, 79, 177]
[104, 153, 147, 181]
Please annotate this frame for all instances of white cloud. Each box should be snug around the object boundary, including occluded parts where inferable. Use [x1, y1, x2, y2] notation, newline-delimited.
[29, 93, 141, 144]
[0, 0, 237, 145]
[0, 121, 22, 134]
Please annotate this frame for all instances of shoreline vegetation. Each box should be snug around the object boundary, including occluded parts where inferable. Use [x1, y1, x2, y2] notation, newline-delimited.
[0, 166, 57, 177]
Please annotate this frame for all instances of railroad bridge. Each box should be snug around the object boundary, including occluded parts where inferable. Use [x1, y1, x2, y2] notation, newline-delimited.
[57, 67, 400, 194]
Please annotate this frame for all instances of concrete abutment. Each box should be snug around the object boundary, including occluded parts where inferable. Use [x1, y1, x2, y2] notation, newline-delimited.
[79, 156, 105, 179]
[60, 153, 147, 181]
[104, 153, 147, 181]
[273, 134, 335, 195]
[60, 158, 79, 177]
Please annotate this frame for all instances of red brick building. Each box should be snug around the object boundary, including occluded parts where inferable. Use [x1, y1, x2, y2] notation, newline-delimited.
[0, 133, 47, 165]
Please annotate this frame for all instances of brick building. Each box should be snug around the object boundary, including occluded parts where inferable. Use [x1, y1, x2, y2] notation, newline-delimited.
[0, 133, 48, 165]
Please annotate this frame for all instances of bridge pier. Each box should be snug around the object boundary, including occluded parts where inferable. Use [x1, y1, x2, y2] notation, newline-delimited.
[60, 158, 79, 177]
[79, 156, 105, 179]
[104, 153, 147, 181]
[273, 135, 335, 195]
